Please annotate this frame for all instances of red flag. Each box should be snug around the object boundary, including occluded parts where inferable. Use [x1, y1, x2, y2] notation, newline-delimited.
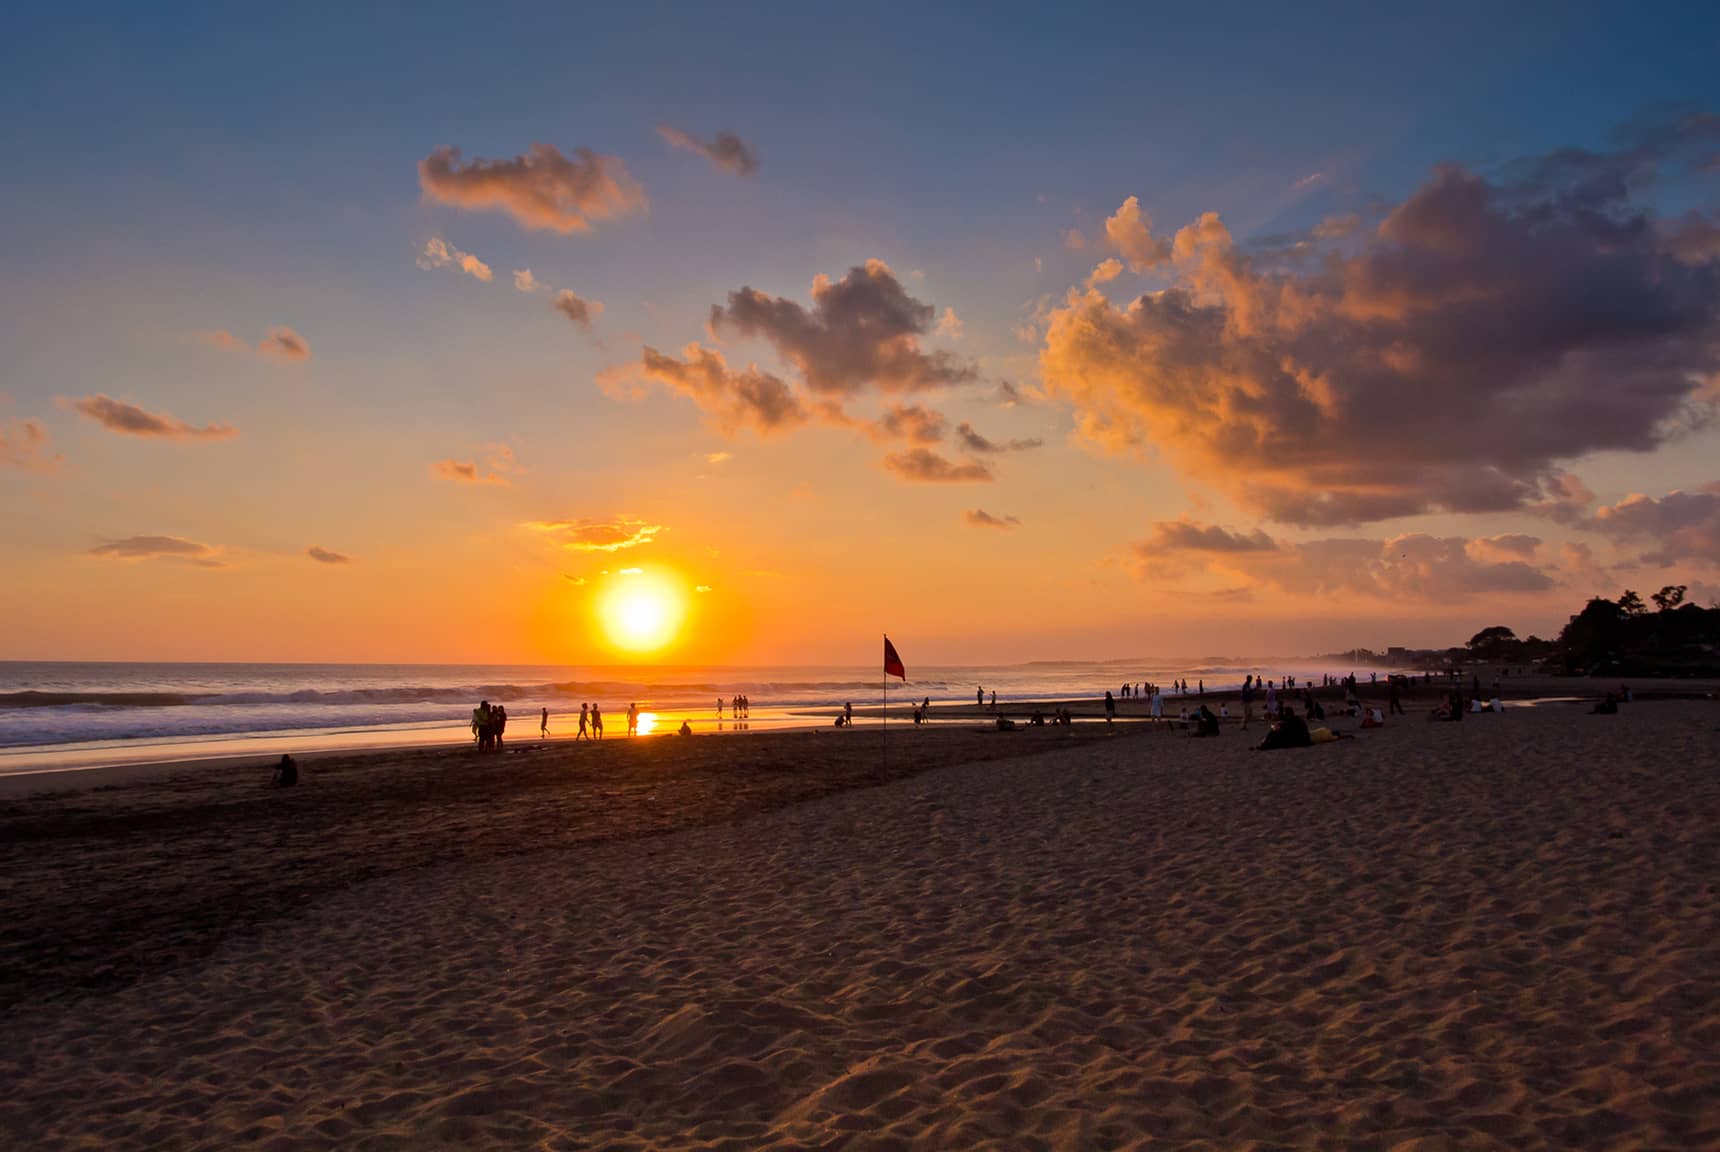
[883, 636, 906, 680]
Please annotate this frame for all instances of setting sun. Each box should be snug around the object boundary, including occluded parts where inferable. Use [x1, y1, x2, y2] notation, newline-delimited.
[597, 572, 686, 654]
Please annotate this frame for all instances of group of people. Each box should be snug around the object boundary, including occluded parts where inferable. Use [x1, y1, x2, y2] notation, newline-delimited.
[717, 696, 751, 718]
[470, 700, 510, 750]
[1118, 679, 1198, 699]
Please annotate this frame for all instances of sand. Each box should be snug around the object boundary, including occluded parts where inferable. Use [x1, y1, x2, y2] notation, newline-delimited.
[1, 702, 1716, 1149]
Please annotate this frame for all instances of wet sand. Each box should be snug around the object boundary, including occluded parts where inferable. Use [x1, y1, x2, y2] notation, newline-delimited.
[1, 701, 1716, 1149]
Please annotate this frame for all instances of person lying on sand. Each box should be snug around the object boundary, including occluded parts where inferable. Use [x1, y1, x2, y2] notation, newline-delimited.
[1592, 693, 1619, 715]
[996, 716, 1017, 731]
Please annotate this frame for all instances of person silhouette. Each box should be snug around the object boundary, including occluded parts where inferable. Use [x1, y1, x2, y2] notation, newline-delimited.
[844, 701, 853, 726]
[627, 702, 639, 736]
[577, 703, 589, 740]
[592, 704, 604, 739]
[977, 687, 984, 707]
[540, 707, 550, 738]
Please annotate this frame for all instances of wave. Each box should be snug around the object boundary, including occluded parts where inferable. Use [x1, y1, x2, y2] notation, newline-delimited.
[0, 691, 197, 708]
[0, 678, 900, 710]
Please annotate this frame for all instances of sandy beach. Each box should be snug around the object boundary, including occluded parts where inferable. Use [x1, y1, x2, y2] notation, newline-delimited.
[2, 700, 1716, 1149]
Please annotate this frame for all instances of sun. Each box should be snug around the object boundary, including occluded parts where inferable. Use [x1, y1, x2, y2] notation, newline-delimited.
[597, 572, 686, 654]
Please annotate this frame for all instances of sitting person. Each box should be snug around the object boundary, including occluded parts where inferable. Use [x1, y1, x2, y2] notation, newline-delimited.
[272, 753, 298, 787]
[1256, 706, 1313, 750]
[1360, 707, 1385, 729]
[678, 719, 693, 736]
[1192, 705, 1220, 737]
[1219, 703, 1230, 720]
[1030, 711, 1046, 726]
[995, 715, 1017, 731]
[1592, 692, 1619, 714]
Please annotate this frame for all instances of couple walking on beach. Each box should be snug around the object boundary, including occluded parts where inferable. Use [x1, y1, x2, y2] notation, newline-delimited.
[576, 703, 604, 739]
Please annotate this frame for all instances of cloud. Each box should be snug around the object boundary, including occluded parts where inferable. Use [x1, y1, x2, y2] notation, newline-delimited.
[695, 584, 712, 592]
[882, 448, 994, 484]
[709, 259, 976, 397]
[1043, 113, 1720, 526]
[1465, 534, 1542, 564]
[1144, 519, 1280, 553]
[89, 535, 224, 567]
[1104, 195, 1172, 271]
[1589, 484, 1720, 565]
[965, 508, 1021, 529]
[936, 307, 964, 340]
[433, 444, 517, 486]
[553, 289, 604, 331]
[563, 574, 589, 586]
[417, 236, 493, 282]
[1086, 258, 1124, 287]
[1132, 520, 1556, 599]
[197, 326, 310, 362]
[1062, 228, 1087, 250]
[68, 395, 235, 440]
[513, 269, 542, 293]
[524, 518, 664, 552]
[704, 451, 732, 464]
[954, 421, 1042, 454]
[258, 327, 311, 361]
[1, 419, 60, 472]
[867, 403, 947, 444]
[306, 546, 352, 564]
[419, 143, 647, 233]
[656, 124, 759, 176]
[613, 343, 808, 437]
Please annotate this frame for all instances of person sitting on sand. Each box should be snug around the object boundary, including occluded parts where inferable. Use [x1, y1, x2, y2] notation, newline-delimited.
[1030, 711, 1045, 727]
[1255, 705, 1313, 751]
[1193, 705, 1220, 738]
[1592, 692, 1619, 714]
[996, 715, 1016, 731]
[678, 719, 693, 736]
[271, 754, 298, 787]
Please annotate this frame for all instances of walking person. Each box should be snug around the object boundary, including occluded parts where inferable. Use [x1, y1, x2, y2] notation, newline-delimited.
[591, 704, 604, 739]
[577, 703, 589, 740]
[541, 707, 550, 738]
[1104, 690, 1115, 725]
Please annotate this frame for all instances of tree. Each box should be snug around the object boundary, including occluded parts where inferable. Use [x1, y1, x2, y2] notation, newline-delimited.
[1651, 584, 1687, 612]
[1617, 589, 1648, 617]
[1559, 597, 1625, 671]
[1466, 625, 1518, 661]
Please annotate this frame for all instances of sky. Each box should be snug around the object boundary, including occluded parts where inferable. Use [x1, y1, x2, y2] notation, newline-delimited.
[2, 1, 1719, 665]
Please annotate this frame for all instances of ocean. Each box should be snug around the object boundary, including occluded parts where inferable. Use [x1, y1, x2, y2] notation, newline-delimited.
[0, 658, 1393, 775]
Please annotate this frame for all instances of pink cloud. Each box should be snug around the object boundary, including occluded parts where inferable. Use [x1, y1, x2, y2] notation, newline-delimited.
[419, 144, 647, 234]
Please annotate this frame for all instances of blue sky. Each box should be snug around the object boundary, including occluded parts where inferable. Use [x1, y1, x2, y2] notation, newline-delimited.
[2, 2, 1718, 661]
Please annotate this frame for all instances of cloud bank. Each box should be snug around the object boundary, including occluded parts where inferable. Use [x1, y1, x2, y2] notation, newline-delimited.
[524, 518, 663, 552]
[306, 546, 352, 564]
[90, 535, 224, 567]
[1042, 112, 1720, 526]
[965, 508, 1021, 529]
[882, 449, 994, 484]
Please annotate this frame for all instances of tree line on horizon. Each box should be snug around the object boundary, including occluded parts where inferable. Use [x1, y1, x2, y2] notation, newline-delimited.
[1463, 584, 1719, 676]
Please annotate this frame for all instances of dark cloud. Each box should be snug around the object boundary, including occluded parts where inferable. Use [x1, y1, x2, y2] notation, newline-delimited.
[709, 259, 976, 397]
[954, 421, 1042, 454]
[1589, 484, 1720, 566]
[419, 144, 647, 234]
[965, 508, 1021, 529]
[1145, 520, 1279, 553]
[523, 518, 663, 552]
[553, 290, 604, 331]
[1042, 111, 1720, 526]
[867, 403, 947, 444]
[656, 125, 759, 176]
[90, 535, 224, 567]
[306, 546, 352, 564]
[68, 395, 236, 440]
[1132, 522, 1556, 599]
[881, 448, 994, 484]
[616, 344, 809, 437]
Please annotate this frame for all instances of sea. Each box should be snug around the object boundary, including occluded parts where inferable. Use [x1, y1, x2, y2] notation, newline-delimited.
[0, 658, 1396, 776]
